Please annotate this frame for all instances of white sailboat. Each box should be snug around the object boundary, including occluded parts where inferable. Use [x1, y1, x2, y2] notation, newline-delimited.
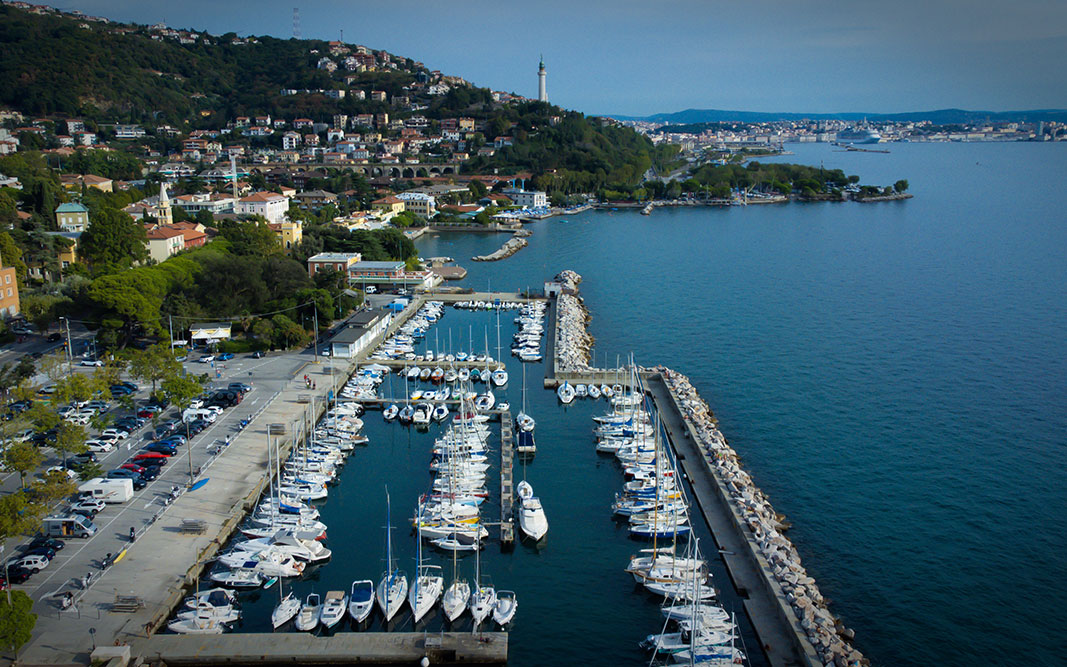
[376, 490, 409, 623]
[468, 538, 496, 625]
[408, 512, 443, 623]
[557, 381, 575, 404]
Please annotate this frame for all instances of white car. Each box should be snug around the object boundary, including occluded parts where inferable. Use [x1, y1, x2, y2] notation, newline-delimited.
[65, 414, 91, 425]
[9, 554, 49, 572]
[189, 399, 204, 410]
[71, 498, 106, 515]
[85, 440, 115, 453]
[199, 355, 215, 364]
[45, 466, 77, 480]
[100, 428, 130, 440]
[80, 359, 103, 367]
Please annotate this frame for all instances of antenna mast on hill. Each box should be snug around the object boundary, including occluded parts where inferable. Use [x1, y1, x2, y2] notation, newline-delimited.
[292, 7, 301, 40]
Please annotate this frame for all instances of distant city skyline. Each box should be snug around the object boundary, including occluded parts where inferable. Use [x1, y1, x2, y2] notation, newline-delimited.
[59, 0, 1067, 117]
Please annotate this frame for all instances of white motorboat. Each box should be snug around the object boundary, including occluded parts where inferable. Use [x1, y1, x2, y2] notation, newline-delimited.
[271, 591, 300, 629]
[492, 590, 518, 626]
[588, 384, 602, 399]
[575, 384, 588, 398]
[432, 403, 449, 422]
[383, 404, 399, 421]
[183, 588, 237, 611]
[557, 382, 575, 404]
[348, 579, 375, 623]
[294, 592, 321, 632]
[517, 480, 549, 541]
[209, 567, 264, 589]
[319, 590, 348, 629]
[601, 384, 614, 398]
[167, 612, 227, 634]
[473, 391, 495, 412]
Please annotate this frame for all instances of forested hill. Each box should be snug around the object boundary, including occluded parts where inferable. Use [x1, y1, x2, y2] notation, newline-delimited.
[0, 5, 419, 123]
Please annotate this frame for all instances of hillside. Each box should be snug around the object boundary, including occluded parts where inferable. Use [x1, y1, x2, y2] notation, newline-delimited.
[0, 5, 675, 191]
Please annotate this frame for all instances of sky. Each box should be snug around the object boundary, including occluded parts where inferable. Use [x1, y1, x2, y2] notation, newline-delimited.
[61, 0, 1067, 117]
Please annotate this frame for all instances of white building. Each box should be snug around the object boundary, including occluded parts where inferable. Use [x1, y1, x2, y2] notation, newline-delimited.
[236, 191, 290, 224]
[502, 187, 548, 209]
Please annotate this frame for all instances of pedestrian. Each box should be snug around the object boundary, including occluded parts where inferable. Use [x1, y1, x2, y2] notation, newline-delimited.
[129, 526, 136, 542]
[312, 381, 316, 390]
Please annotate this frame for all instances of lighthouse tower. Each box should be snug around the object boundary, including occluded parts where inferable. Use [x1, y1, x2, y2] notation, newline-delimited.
[537, 56, 547, 103]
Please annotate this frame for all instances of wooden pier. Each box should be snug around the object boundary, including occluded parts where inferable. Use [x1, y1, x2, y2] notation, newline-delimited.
[499, 409, 515, 543]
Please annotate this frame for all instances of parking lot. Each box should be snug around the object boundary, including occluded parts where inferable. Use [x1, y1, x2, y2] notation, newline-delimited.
[0, 345, 328, 605]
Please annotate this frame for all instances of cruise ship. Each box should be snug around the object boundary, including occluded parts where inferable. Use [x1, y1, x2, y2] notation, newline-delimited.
[836, 127, 882, 144]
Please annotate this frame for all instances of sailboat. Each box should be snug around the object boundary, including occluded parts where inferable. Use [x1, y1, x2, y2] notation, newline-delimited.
[468, 537, 496, 625]
[271, 581, 300, 629]
[408, 510, 444, 623]
[516, 362, 535, 432]
[376, 489, 409, 623]
[516, 480, 549, 541]
[557, 381, 575, 404]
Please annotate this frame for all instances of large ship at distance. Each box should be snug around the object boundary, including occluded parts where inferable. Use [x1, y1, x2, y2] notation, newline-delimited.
[836, 127, 882, 144]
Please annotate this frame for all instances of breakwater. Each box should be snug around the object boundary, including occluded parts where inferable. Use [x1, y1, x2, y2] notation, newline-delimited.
[472, 233, 529, 262]
[658, 368, 866, 667]
[553, 270, 595, 372]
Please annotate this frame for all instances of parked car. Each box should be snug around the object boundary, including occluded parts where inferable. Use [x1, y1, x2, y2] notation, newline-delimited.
[228, 383, 253, 394]
[44, 466, 77, 480]
[143, 443, 177, 456]
[1, 566, 33, 585]
[81, 359, 103, 367]
[37, 385, 57, 395]
[69, 452, 97, 466]
[217, 352, 235, 361]
[199, 355, 215, 364]
[84, 400, 110, 412]
[8, 554, 49, 573]
[70, 498, 106, 516]
[106, 469, 147, 490]
[100, 428, 130, 440]
[22, 546, 57, 561]
[137, 407, 160, 419]
[85, 440, 115, 453]
[132, 452, 168, 465]
[109, 385, 133, 397]
[28, 536, 65, 552]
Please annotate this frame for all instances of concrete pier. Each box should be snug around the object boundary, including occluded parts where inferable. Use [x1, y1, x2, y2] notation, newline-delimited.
[644, 372, 823, 667]
[132, 632, 508, 665]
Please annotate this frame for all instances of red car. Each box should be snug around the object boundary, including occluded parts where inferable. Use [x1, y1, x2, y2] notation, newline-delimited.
[120, 463, 147, 474]
[131, 452, 167, 465]
[137, 407, 160, 418]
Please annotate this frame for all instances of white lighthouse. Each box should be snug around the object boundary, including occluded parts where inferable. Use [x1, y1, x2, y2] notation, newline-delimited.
[538, 56, 547, 103]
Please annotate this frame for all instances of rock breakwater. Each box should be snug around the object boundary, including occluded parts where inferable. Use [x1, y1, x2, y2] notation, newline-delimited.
[554, 270, 594, 372]
[472, 233, 528, 261]
[661, 367, 867, 667]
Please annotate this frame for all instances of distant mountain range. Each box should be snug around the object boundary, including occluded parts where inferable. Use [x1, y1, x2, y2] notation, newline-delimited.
[611, 108, 1067, 125]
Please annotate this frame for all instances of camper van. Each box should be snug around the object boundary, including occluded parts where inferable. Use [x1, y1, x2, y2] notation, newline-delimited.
[42, 514, 97, 538]
[78, 477, 134, 503]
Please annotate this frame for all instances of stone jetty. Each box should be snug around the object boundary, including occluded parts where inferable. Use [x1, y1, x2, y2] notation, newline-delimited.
[554, 270, 595, 372]
[472, 232, 528, 261]
[660, 367, 867, 667]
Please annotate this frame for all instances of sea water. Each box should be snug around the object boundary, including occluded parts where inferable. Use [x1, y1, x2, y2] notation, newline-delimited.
[413, 142, 1067, 666]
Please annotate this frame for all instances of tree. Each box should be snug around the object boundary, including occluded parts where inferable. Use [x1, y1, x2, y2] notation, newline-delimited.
[893, 179, 909, 193]
[0, 589, 36, 658]
[1, 442, 43, 489]
[79, 208, 148, 274]
[468, 179, 488, 199]
[160, 372, 204, 484]
[32, 470, 77, 507]
[125, 343, 181, 397]
[217, 218, 280, 256]
[23, 403, 59, 435]
[0, 493, 39, 541]
[36, 352, 67, 384]
[0, 233, 26, 291]
[52, 422, 88, 467]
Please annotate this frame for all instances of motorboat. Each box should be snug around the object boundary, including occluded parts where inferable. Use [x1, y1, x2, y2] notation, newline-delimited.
[398, 404, 415, 424]
[348, 579, 375, 623]
[167, 612, 228, 634]
[575, 384, 588, 398]
[294, 592, 321, 632]
[319, 590, 348, 629]
[383, 404, 399, 421]
[588, 384, 602, 399]
[209, 567, 265, 589]
[491, 369, 508, 387]
[432, 403, 449, 422]
[517, 480, 549, 541]
[492, 590, 517, 625]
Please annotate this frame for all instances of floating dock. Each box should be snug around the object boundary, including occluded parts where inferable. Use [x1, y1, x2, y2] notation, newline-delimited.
[499, 409, 515, 544]
[132, 632, 508, 665]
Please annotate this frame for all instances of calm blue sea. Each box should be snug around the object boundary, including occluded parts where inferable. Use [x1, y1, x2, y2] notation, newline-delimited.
[413, 142, 1067, 666]
[225, 142, 1065, 667]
